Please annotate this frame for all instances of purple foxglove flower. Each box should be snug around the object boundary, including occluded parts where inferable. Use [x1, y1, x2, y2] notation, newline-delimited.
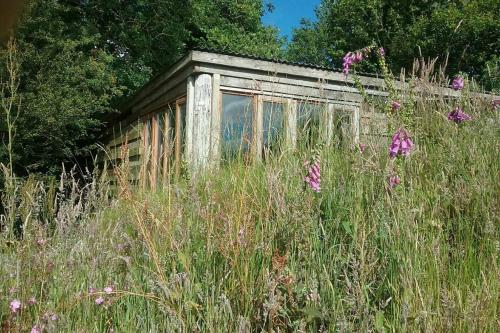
[343, 51, 364, 76]
[452, 76, 464, 91]
[391, 101, 401, 111]
[389, 129, 414, 158]
[448, 107, 471, 124]
[304, 155, 321, 193]
[354, 52, 363, 63]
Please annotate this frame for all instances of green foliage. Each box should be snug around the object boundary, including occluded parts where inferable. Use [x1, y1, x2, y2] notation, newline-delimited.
[287, 0, 500, 85]
[189, 0, 285, 57]
[0, 0, 283, 175]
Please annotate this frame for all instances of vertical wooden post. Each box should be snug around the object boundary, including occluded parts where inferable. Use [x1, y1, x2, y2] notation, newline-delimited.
[326, 103, 335, 146]
[185, 76, 195, 166]
[175, 102, 182, 176]
[352, 107, 360, 146]
[140, 119, 149, 189]
[210, 74, 221, 165]
[286, 99, 297, 149]
[254, 94, 263, 160]
[150, 115, 158, 190]
[193, 74, 212, 170]
[162, 110, 170, 185]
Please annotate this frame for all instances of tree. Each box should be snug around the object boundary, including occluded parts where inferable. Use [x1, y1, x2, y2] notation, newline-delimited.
[188, 0, 285, 58]
[287, 0, 500, 89]
[0, 0, 283, 175]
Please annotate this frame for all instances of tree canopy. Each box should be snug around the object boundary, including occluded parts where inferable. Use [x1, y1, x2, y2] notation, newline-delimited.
[1, 0, 282, 175]
[287, 0, 499, 90]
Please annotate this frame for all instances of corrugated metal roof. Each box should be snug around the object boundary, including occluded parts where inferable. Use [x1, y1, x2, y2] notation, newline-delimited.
[191, 46, 338, 72]
[191, 46, 385, 79]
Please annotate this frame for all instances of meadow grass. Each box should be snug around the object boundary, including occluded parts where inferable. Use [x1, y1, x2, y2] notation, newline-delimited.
[1, 83, 499, 332]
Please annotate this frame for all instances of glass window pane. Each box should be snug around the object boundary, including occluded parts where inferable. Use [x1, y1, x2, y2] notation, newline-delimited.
[263, 101, 284, 154]
[221, 94, 254, 161]
[297, 102, 326, 148]
[334, 108, 352, 148]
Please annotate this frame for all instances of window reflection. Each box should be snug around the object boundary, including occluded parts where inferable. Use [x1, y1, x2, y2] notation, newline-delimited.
[334, 108, 352, 148]
[263, 101, 284, 155]
[221, 93, 254, 161]
[297, 102, 326, 148]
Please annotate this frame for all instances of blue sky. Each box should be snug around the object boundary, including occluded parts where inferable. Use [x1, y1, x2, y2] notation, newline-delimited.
[262, 0, 321, 41]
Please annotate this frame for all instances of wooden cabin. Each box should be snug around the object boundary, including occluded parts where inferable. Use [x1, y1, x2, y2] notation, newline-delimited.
[102, 49, 490, 188]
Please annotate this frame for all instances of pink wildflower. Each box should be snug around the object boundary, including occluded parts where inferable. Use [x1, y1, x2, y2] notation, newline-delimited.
[447, 106, 471, 124]
[389, 129, 414, 158]
[88, 287, 97, 294]
[379, 47, 385, 57]
[388, 175, 401, 188]
[359, 143, 366, 152]
[50, 314, 58, 321]
[31, 326, 42, 333]
[28, 297, 37, 305]
[95, 296, 105, 305]
[104, 286, 113, 294]
[304, 160, 321, 193]
[391, 101, 401, 111]
[452, 76, 464, 91]
[10, 299, 21, 313]
[342, 51, 363, 75]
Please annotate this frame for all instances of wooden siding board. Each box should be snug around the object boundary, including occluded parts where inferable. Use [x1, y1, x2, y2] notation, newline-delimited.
[120, 52, 193, 112]
[199, 65, 389, 100]
[219, 76, 372, 103]
[131, 66, 192, 116]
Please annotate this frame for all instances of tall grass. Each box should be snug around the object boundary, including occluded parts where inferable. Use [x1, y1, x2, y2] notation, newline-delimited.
[1, 72, 499, 332]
